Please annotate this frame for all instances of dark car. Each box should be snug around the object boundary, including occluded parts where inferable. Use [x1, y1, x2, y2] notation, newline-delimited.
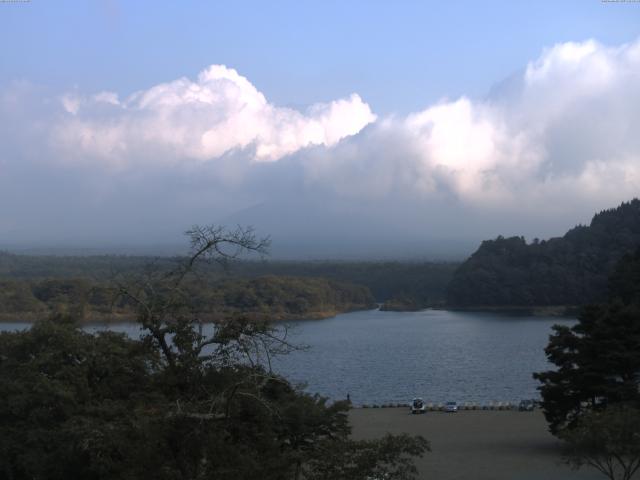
[518, 399, 535, 411]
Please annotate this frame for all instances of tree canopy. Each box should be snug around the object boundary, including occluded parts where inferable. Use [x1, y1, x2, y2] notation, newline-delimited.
[0, 226, 429, 480]
[534, 246, 640, 434]
[0, 251, 458, 313]
[447, 199, 640, 307]
[0, 275, 376, 323]
[559, 406, 640, 480]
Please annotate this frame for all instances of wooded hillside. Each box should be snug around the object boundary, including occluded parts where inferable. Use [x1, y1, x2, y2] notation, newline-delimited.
[0, 275, 375, 322]
[447, 199, 640, 307]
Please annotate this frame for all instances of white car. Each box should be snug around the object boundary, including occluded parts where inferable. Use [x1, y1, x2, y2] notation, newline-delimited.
[444, 401, 458, 413]
[411, 398, 426, 414]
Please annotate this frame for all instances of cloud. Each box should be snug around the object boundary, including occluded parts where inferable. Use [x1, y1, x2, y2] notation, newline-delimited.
[52, 65, 376, 167]
[3, 38, 640, 255]
[299, 38, 640, 213]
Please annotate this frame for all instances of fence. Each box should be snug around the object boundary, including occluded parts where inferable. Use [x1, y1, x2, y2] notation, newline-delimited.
[356, 401, 537, 411]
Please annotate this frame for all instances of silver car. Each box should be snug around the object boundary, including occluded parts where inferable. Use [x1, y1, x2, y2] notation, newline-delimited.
[444, 401, 458, 413]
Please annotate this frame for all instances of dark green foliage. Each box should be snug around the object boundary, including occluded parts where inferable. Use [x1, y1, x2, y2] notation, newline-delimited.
[0, 222, 429, 480]
[379, 292, 423, 312]
[0, 280, 46, 314]
[0, 250, 458, 309]
[305, 434, 430, 480]
[0, 294, 428, 480]
[0, 316, 158, 480]
[534, 303, 640, 434]
[559, 405, 640, 480]
[608, 248, 640, 306]
[194, 275, 376, 319]
[448, 199, 640, 306]
[0, 317, 355, 479]
[227, 260, 458, 309]
[535, 246, 640, 479]
[0, 251, 160, 279]
[0, 275, 375, 322]
[535, 249, 640, 434]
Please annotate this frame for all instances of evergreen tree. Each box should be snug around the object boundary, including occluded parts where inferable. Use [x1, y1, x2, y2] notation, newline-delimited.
[534, 247, 640, 434]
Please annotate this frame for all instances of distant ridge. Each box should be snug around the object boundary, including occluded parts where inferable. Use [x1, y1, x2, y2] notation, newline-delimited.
[447, 199, 640, 307]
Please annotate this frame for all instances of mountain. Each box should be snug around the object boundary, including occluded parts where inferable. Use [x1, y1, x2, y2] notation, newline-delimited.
[446, 199, 640, 307]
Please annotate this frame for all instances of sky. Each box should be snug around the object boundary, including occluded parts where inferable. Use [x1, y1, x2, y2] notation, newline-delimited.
[1, 1, 640, 258]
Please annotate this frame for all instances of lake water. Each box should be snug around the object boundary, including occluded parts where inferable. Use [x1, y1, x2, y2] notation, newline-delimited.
[0, 309, 574, 406]
[272, 309, 574, 406]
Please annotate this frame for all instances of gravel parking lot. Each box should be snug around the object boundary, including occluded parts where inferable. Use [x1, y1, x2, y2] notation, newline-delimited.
[349, 408, 604, 480]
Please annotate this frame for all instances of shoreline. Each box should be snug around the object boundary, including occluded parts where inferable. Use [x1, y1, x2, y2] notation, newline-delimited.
[0, 304, 578, 325]
[445, 305, 580, 317]
[381, 304, 580, 317]
[0, 305, 379, 325]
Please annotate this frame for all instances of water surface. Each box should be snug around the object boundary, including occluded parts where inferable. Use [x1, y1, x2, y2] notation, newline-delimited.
[271, 309, 573, 406]
[1, 309, 573, 406]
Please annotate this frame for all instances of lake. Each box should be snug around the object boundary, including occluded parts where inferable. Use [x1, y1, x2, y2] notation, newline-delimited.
[0, 309, 574, 406]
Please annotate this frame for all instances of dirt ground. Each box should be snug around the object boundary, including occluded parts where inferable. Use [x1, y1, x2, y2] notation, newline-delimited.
[349, 408, 604, 480]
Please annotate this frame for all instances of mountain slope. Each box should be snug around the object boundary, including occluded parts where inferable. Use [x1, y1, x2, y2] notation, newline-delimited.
[446, 199, 640, 307]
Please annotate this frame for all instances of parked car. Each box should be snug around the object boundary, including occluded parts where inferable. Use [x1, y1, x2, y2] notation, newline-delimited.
[411, 398, 426, 414]
[444, 401, 458, 413]
[518, 399, 535, 411]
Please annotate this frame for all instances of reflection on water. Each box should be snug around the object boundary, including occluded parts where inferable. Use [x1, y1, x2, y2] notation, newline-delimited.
[271, 309, 574, 406]
[0, 309, 574, 406]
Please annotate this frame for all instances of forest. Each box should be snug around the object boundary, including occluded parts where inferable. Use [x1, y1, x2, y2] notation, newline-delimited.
[0, 251, 457, 321]
[5, 199, 640, 320]
[0, 227, 429, 480]
[447, 199, 640, 308]
[0, 275, 376, 323]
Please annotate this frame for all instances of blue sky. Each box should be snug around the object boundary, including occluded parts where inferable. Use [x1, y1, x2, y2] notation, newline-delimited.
[2, 1, 639, 114]
[2, 1, 640, 257]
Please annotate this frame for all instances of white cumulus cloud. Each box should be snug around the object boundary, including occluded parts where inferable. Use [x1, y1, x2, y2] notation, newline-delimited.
[52, 65, 376, 167]
[301, 37, 640, 216]
[3, 38, 640, 254]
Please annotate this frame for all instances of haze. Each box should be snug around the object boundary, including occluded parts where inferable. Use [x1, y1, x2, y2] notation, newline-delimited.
[2, 1, 640, 259]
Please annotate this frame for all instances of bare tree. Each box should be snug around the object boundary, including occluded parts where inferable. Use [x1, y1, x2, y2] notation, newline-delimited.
[114, 226, 271, 362]
[112, 225, 301, 419]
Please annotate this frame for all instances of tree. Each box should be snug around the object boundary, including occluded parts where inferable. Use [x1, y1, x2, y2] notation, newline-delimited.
[0, 314, 158, 480]
[560, 405, 640, 480]
[0, 225, 429, 480]
[305, 434, 430, 480]
[608, 248, 640, 306]
[447, 199, 640, 308]
[535, 248, 640, 479]
[534, 246, 640, 434]
[533, 303, 640, 434]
